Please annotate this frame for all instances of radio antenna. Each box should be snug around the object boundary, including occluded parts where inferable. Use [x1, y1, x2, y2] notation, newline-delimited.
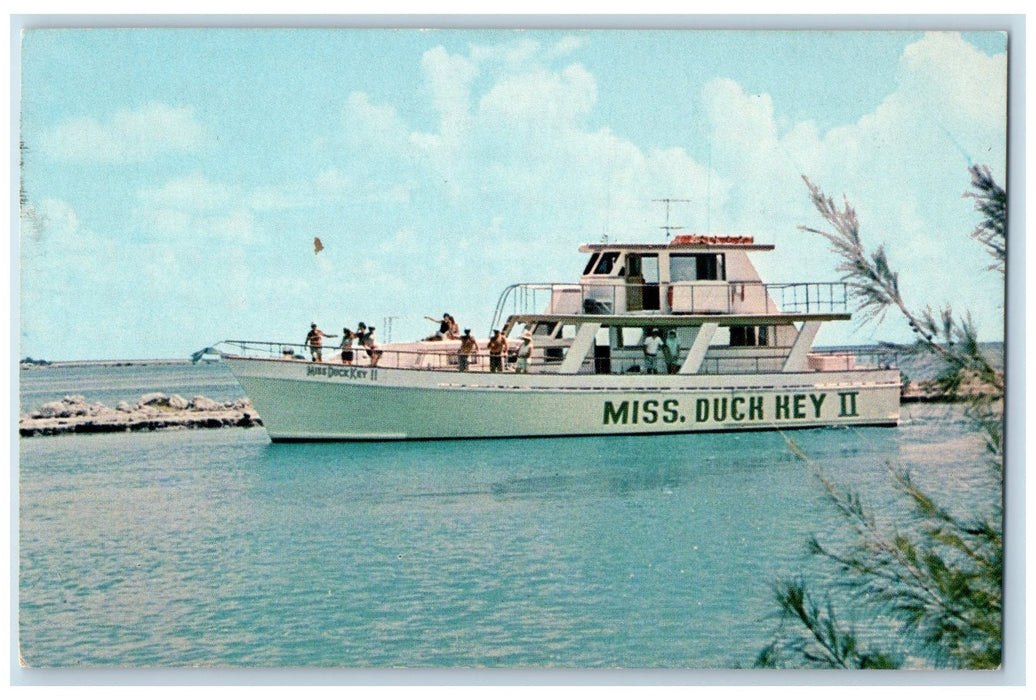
[383, 316, 398, 344]
[652, 198, 691, 240]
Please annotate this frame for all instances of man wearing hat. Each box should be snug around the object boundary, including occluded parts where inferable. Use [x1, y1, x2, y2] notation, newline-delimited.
[515, 329, 533, 374]
[458, 329, 478, 372]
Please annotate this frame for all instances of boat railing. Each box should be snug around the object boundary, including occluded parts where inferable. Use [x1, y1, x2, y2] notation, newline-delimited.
[697, 356, 784, 375]
[219, 339, 897, 375]
[219, 339, 539, 373]
[490, 281, 848, 327]
[808, 345, 900, 370]
[766, 283, 849, 315]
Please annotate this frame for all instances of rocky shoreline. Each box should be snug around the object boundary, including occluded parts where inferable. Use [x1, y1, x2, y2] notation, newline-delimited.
[19, 393, 262, 438]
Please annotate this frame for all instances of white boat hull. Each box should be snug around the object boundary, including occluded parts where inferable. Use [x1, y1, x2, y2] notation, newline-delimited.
[224, 357, 900, 441]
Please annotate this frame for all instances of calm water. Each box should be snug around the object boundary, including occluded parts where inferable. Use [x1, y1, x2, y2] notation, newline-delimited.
[17, 364, 998, 668]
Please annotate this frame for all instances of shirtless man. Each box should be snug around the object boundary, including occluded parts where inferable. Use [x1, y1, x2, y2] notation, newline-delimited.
[305, 323, 337, 362]
[487, 329, 507, 373]
[458, 329, 478, 372]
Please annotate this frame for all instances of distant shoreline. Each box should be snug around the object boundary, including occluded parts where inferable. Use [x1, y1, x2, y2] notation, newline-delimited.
[20, 358, 198, 369]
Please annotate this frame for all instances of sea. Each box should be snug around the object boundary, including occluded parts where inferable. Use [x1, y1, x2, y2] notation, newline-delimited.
[16, 361, 1001, 670]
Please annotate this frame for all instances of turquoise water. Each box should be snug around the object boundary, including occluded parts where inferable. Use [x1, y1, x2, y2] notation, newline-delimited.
[17, 364, 996, 668]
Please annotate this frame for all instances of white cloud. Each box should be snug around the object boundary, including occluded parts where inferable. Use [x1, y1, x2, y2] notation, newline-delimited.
[139, 173, 235, 211]
[546, 35, 586, 60]
[470, 36, 541, 68]
[315, 167, 354, 195]
[247, 183, 312, 212]
[691, 32, 1006, 343]
[341, 92, 411, 153]
[478, 63, 597, 129]
[27, 32, 1004, 360]
[335, 41, 718, 246]
[18, 195, 262, 359]
[134, 173, 257, 243]
[898, 32, 1006, 132]
[206, 209, 255, 243]
[41, 103, 206, 162]
[415, 46, 478, 152]
[704, 78, 778, 150]
[136, 207, 255, 244]
[386, 33, 1002, 343]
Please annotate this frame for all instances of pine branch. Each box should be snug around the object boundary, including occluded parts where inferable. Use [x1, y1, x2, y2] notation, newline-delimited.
[963, 164, 1006, 275]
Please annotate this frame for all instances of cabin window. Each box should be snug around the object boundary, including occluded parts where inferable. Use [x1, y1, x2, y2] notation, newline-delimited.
[626, 254, 659, 283]
[670, 253, 725, 281]
[730, 325, 771, 347]
[582, 253, 600, 275]
[621, 328, 644, 347]
[533, 322, 558, 337]
[592, 251, 621, 275]
[544, 347, 564, 363]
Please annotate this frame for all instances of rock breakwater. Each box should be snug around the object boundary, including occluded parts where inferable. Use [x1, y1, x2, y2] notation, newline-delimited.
[20, 393, 262, 437]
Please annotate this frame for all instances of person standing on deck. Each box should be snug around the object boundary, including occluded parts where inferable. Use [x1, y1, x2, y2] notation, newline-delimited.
[358, 323, 382, 367]
[458, 329, 478, 372]
[487, 329, 507, 373]
[515, 330, 533, 373]
[643, 329, 664, 374]
[305, 323, 337, 362]
[663, 329, 681, 374]
[339, 328, 356, 365]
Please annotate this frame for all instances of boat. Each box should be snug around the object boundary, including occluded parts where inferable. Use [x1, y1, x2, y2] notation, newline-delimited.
[219, 234, 900, 441]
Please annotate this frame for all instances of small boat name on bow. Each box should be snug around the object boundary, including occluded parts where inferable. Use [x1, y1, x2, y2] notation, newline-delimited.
[306, 365, 379, 382]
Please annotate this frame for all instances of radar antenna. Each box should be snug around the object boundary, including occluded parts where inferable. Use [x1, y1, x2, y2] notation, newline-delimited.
[652, 198, 691, 240]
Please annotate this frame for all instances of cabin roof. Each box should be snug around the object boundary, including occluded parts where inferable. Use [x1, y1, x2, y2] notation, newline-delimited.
[579, 241, 775, 253]
[505, 312, 850, 327]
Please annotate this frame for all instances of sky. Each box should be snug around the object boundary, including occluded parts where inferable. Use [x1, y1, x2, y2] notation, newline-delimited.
[16, 27, 1009, 361]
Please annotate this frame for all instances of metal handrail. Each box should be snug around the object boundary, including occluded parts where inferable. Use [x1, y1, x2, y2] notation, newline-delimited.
[218, 339, 531, 373]
[217, 338, 898, 376]
[808, 345, 900, 370]
[490, 281, 849, 328]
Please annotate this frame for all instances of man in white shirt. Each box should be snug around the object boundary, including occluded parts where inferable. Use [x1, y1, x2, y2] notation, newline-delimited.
[643, 329, 664, 374]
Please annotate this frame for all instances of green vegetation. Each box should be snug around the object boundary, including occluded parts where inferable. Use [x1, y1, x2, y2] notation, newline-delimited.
[756, 165, 1005, 670]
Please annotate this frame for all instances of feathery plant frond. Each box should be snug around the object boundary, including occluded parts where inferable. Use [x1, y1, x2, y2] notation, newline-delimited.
[800, 175, 1004, 400]
[756, 579, 902, 669]
[763, 454, 1003, 669]
[963, 164, 1006, 275]
[800, 177, 904, 324]
[759, 167, 1005, 670]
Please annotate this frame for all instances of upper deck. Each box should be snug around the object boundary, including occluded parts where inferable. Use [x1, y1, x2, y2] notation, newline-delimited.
[491, 235, 848, 328]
